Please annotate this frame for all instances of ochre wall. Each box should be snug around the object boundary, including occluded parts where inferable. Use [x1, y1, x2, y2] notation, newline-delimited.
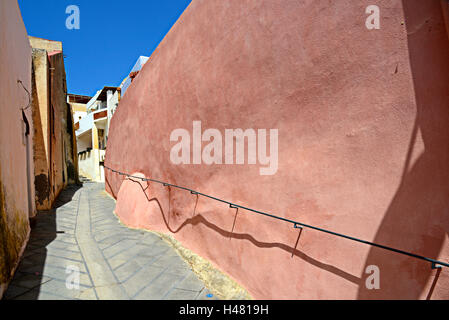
[31, 40, 76, 210]
[29, 36, 62, 52]
[105, 0, 449, 299]
[0, 0, 33, 298]
[31, 48, 52, 209]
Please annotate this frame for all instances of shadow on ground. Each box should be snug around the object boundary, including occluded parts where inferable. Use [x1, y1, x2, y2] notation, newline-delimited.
[3, 184, 82, 300]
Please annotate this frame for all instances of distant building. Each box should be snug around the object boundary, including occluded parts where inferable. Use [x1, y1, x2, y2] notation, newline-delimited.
[68, 94, 90, 123]
[73, 56, 148, 182]
[119, 56, 149, 97]
[67, 93, 90, 185]
[75, 87, 121, 182]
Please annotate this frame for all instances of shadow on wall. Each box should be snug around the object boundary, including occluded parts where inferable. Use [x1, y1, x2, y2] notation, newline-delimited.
[358, 0, 449, 299]
[30, 60, 51, 209]
[103, 1, 449, 300]
[120, 177, 362, 286]
[3, 184, 81, 300]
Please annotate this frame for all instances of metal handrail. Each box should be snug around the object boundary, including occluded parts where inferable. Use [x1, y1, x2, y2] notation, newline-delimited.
[104, 165, 449, 269]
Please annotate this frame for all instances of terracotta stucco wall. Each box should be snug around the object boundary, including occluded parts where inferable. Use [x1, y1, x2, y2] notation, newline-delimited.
[105, 0, 449, 299]
[0, 0, 33, 298]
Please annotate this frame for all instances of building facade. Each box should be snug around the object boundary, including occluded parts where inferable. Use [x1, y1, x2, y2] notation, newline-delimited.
[30, 37, 78, 210]
[119, 56, 149, 97]
[75, 87, 120, 182]
[0, 0, 34, 298]
[74, 55, 148, 183]
[68, 94, 90, 124]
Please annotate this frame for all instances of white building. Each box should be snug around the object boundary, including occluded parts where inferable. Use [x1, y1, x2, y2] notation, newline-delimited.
[120, 56, 149, 96]
[74, 56, 149, 182]
[75, 86, 120, 182]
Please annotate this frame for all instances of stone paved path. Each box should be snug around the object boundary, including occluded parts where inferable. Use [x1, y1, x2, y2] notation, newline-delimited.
[4, 182, 216, 300]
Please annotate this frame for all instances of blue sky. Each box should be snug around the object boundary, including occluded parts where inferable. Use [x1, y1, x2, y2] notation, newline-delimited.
[18, 0, 191, 96]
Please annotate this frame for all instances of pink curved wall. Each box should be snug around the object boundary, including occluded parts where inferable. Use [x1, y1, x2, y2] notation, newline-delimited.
[105, 0, 449, 299]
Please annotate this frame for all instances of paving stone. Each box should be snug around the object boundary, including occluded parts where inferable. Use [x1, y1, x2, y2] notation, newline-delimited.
[114, 260, 143, 282]
[40, 241, 79, 252]
[23, 249, 38, 258]
[33, 279, 88, 299]
[122, 265, 166, 298]
[52, 235, 78, 245]
[55, 216, 76, 222]
[98, 237, 122, 250]
[24, 252, 83, 269]
[93, 224, 121, 232]
[92, 229, 113, 238]
[175, 272, 205, 292]
[164, 288, 201, 300]
[105, 248, 138, 261]
[33, 247, 83, 262]
[107, 256, 129, 270]
[27, 231, 56, 239]
[5, 181, 212, 301]
[132, 254, 160, 268]
[27, 239, 51, 248]
[14, 288, 68, 300]
[196, 288, 219, 300]
[78, 287, 98, 300]
[139, 233, 162, 246]
[10, 271, 27, 281]
[56, 230, 75, 236]
[20, 264, 91, 286]
[10, 274, 52, 289]
[47, 251, 83, 262]
[93, 221, 117, 227]
[21, 252, 47, 265]
[95, 232, 130, 243]
[172, 268, 194, 280]
[134, 271, 185, 300]
[45, 254, 83, 266]
[117, 243, 167, 260]
[152, 253, 190, 270]
[138, 242, 172, 257]
[55, 223, 75, 231]
[3, 285, 33, 300]
[103, 239, 139, 259]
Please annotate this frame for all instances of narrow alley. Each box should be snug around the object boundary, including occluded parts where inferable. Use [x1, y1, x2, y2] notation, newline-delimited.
[3, 181, 215, 300]
[2, 0, 449, 304]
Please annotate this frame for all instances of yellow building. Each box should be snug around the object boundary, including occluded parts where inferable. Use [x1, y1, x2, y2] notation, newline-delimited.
[68, 94, 90, 123]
